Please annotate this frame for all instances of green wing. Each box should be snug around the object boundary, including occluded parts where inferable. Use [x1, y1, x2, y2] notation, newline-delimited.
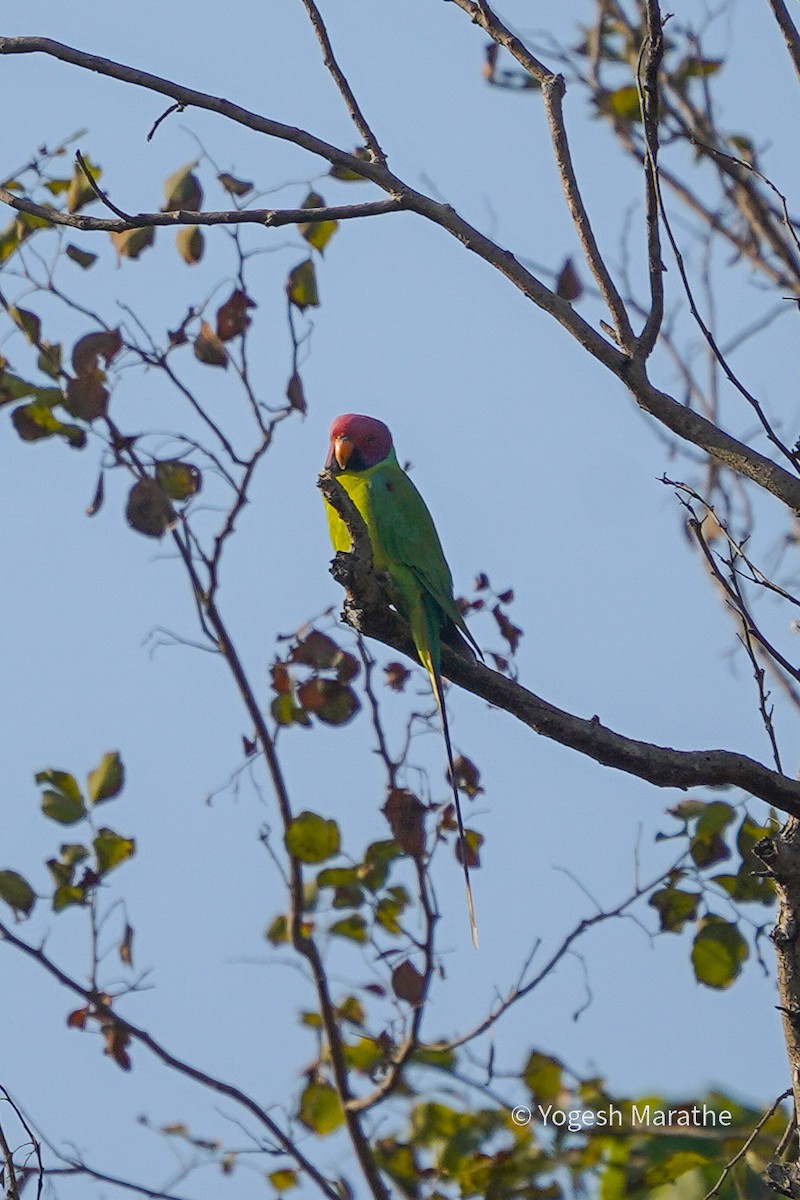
[368, 457, 479, 658]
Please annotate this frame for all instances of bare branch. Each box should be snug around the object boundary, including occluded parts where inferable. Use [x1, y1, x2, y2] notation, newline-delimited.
[766, 0, 800, 87]
[0, 187, 406, 232]
[634, 0, 666, 361]
[297, 0, 387, 165]
[0, 924, 341, 1200]
[541, 74, 636, 352]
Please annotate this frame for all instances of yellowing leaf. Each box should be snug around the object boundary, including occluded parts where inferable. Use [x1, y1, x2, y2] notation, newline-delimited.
[268, 1169, 298, 1193]
[87, 751, 125, 804]
[111, 226, 155, 260]
[602, 84, 641, 122]
[691, 918, 749, 989]
[66, 157, 102, 214]
[286, 259, 319, 311]
[284, 812, 341, 864]
[94, 828, 135, 875]
[524, 1051, 563, 1104]
[299, 190, 338, 254]
[156, 459, 202, 500]
[176, 225, 204, 264]
[298, 1081, 344, 1136]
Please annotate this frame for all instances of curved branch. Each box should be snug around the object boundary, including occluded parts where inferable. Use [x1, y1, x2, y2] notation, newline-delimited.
[318, 472, 800, 818]
[7, 36, 800, 517]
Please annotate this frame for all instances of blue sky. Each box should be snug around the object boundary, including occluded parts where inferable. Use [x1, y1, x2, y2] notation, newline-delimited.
[1, 1, 799, 1194]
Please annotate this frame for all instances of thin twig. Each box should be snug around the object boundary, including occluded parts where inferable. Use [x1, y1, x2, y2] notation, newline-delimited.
[298, 0, 387, 165]
[701, 1088, 791, 1200]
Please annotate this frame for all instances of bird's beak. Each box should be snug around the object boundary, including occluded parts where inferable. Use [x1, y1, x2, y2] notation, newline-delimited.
[327, 434, 354, 471]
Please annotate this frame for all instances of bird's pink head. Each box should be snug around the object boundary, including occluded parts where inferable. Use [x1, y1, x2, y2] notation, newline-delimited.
[326, 413, 393, 472]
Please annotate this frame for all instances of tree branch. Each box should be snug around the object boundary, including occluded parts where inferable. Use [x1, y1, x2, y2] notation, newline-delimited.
[297, 0, 387, 165]
[318, 472, 800, 818]
[766, 0, 800, 89]
[0, 187, 406, 232]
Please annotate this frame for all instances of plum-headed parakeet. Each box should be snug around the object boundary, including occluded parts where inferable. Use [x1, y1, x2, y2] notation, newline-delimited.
[324, 413, 480, 947]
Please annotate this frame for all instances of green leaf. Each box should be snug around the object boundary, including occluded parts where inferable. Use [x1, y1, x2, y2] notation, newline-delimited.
[523, 1051, 563, 1104]
[53, 883, 87, 912]
[36, 769, 86, 824]
[12, 402, 86, 449]
[87, 752, 125, 804]
[375, 887, 409, 934]
[0, 220, 22, 264]
[677, 56, 723, 80]
[155, 460, 202, 500]
[285, 812, 340, 864]
[93, 828, 135, 875]
[691, 800, 735, 868]
[298, 1080, 344, 1135]
[266, 914, 289, 946]
[649, 886, 701, 933]
[359, 840, 402, 891]
[344, 1037, 384, 1073]
[330, 914, 367, 943]
[0, 372, 62, 407]
[692, 918, 749, 989]
[602, 85, 641, 121]
[286, 258, 319, 311]
[0, 870, 35, 916]
[37, 341, 63, 380]
[644, 1150, 710, 1187]
[270, 692, 312, 728]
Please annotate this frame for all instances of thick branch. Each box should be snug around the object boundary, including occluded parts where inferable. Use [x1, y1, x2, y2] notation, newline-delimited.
[318, 472, 800, 819]
[7, 37, 800, 516]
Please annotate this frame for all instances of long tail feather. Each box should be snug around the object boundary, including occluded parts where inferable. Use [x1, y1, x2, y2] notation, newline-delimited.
[422, 651, 479, 949]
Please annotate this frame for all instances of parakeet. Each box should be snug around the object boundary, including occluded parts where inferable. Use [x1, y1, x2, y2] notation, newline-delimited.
[324, 413, 481, 947]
